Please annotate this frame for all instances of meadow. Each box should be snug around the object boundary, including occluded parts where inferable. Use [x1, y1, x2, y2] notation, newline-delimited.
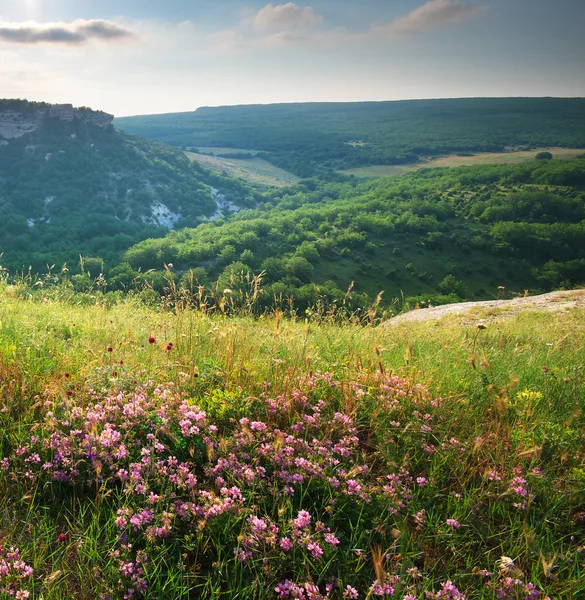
[185, 151, 300, 188]
[0, 280, 583, 599]
[339, 148, 585, 178]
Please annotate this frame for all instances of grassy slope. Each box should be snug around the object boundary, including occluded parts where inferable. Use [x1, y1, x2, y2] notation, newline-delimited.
[0, 286, 584, 598]
[185, 151, 300, 187]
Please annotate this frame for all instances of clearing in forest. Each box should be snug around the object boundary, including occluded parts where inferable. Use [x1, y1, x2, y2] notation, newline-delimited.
[185, 151, 299, 187]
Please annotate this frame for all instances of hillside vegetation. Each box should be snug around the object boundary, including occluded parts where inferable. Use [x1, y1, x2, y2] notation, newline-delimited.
[120, 158, 585, 309]
[0, 100, 257, 272]
[0, 283, 583, 598]
[115, 98, 585, 177]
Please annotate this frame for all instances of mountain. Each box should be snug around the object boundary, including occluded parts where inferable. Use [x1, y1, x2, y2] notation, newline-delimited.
[115, 97, 585, 177]
[0, 99, 257, 272]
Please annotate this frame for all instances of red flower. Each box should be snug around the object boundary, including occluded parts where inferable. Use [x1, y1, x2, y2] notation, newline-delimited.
[64, 372, 70, 378]
[107, 346, 113, 352]
[166, 343, 173, 351]
[57, 533, 67, 543]
[148, 336, 156, 344]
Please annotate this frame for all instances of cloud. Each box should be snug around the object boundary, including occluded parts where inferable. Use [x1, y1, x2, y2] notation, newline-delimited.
[374, 0, 486, 37]
[253, 3, 322, 31]
[0, 19, 135, 45]
[210, 0, 484, 54]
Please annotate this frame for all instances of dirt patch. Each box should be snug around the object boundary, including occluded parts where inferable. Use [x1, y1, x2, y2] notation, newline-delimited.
[384, 289, 585, 326]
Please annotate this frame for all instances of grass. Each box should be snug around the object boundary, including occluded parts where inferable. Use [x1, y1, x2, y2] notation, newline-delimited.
[185, 151, 300, 187]
[192, 147, 264, 156]
[339, 147, 585, 178]
[0, 283, 584, 599]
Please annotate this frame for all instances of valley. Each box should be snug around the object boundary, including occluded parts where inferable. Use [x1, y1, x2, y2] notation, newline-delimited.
[1, 1, 584, 597]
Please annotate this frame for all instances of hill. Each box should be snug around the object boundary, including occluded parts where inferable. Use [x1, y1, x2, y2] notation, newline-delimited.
[115, 97, 585, 177]
[0, 99, 258, 272]
[120, 158, 585, 309]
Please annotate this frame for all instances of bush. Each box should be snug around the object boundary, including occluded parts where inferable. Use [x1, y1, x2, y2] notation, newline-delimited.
[535, 151, 553, 160]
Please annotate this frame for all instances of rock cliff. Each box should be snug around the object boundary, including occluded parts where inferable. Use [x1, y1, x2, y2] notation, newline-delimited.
[0, 100, 114, 140]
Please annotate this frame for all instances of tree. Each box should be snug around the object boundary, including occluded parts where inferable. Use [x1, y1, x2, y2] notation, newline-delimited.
[535, 151, 553, 160]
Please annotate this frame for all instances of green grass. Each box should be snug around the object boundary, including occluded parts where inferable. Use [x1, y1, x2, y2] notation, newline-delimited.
[0, 284, 584, 598]
[185, 151, 300, 187]
[339, 147, 585, 178]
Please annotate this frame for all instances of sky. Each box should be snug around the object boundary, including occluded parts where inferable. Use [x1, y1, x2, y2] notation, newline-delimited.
[0, 0, 584, 116]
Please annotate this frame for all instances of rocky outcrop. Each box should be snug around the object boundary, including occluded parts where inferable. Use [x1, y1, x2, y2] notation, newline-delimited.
[0, 100, 114, 139]
[76, 108, 114, 129]
[49, 104, 75, 121]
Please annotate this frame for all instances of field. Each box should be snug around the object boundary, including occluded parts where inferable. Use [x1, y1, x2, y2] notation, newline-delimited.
[339, 148, 585, 178]
[192, 147, 264, 156]
[185, 151, 300, 187]
[0, 281, 584, 598]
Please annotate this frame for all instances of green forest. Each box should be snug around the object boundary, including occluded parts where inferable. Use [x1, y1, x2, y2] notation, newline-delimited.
[112, 158, 585, 310]
[116, 98, 585, 176]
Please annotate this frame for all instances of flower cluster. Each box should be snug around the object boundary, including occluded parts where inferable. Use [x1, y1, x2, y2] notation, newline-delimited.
[5, 371, 554, 599]
[0, 546, 33, 599]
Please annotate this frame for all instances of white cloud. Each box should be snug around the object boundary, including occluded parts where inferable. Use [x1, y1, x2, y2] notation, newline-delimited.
[253, 3, 322, 31]
[374, 0, 486, 37]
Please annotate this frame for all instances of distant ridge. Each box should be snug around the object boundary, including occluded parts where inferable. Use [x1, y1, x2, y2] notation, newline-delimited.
[115, 97, 585, 177]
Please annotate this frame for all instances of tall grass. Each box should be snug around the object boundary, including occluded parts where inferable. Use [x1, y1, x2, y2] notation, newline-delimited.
[0, 286, 583, 599]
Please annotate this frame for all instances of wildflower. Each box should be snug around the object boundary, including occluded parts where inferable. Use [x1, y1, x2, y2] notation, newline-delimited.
[107, 346, 113, 352]
[324, 533, 340, 546]
[293, 510, 311, 530]
[509, 476, 528, 497]
[148, 336, 156, 344]
[279, 537, 293, 551]
[446, 519, 461, 529]
[344, 585, 359, 598]
[307, 542, 323, 558]
[346, 479, 362, 495]
[57, 533, 67, 543]
[166, 343, 173, 351]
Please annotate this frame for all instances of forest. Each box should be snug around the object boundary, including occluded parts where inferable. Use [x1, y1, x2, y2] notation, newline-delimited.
[116, 98, 585, 176]
[110, 158, 585, 310]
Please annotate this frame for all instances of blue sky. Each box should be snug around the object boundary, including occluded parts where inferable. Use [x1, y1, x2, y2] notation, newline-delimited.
[1, 0, 583, 116]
